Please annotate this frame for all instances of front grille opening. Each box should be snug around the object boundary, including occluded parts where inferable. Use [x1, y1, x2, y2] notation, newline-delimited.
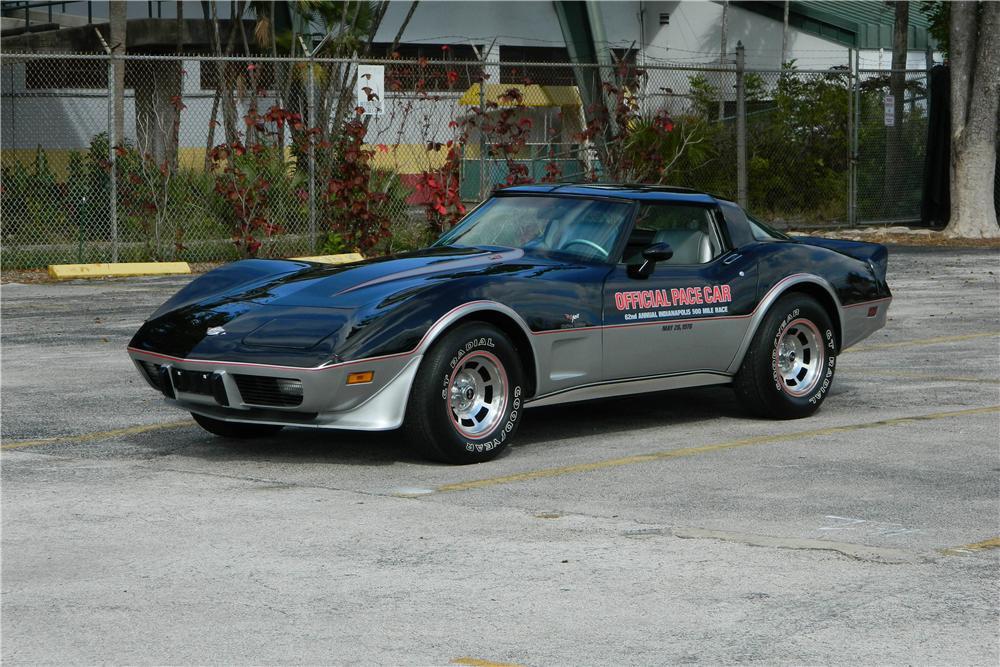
[233, 375, 304, 407]
[140, 361, 163, 389]
[148, 367, 226, 405]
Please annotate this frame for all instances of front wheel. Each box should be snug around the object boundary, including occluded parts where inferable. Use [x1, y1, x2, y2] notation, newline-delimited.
[734, 294, 837, 419]
[404, 323, 525, 464]
[191, 412, 284, 438]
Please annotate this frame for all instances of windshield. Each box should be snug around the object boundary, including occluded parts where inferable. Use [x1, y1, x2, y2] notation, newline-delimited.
[435, 195, 634, 263]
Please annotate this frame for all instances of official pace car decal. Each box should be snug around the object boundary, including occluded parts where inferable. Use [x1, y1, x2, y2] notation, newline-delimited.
[613, 284, 733, 322]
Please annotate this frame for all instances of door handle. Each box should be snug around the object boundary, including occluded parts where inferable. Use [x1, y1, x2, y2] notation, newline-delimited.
[723, 253, 742, 265]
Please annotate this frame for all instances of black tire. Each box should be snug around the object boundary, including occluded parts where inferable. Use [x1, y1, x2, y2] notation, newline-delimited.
[734, 294, 837, 419]
[404, 322, 525, 464]
[191, 412, 284, 438]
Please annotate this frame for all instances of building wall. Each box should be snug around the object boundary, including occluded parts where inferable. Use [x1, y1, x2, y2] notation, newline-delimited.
[2, 1, 941, 178]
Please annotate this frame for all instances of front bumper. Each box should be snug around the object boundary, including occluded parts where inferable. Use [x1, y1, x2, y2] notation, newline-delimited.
[128, 349, 421, 431]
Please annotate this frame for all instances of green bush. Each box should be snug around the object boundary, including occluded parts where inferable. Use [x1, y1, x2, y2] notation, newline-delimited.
[678, 68, 853, 223]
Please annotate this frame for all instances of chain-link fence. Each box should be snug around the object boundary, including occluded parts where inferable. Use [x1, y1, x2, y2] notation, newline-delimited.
[1, 52, 930, 269]
[854, 68, 929, 224]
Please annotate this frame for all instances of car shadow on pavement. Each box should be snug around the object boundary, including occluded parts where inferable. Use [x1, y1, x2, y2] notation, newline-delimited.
[513, 385, 746, 449]
[185, 385, 747, 466]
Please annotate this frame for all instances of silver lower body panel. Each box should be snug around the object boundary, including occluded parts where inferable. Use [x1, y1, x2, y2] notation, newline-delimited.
[129, 349, 421, 431]
[526, 371, 732, 408]
[839, 298, 891, 350]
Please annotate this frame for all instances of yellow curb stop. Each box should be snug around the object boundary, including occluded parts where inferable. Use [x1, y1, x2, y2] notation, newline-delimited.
[47, 262, 191, 281]
[291, 253, 364, 264]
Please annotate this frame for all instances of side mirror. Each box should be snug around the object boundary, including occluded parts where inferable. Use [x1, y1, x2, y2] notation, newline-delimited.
[628, 242, 673, 279]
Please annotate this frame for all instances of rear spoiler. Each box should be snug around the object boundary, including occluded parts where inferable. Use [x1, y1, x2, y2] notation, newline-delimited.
[792, 236, 889, 283]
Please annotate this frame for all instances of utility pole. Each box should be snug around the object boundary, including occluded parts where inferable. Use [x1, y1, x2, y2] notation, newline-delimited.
[886, 0, 909, 209]
[109, 0, 126, 143]
[96, 28, 118, 262]
[781, 0, 790, 68]
[719, 0, 729, 120]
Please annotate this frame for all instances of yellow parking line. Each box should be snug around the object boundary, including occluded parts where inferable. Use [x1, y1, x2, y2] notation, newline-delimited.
[434, 406, 1000, 494]
[1, 420, 194, 451]
[847, 331, 999, 353]
[939, 536, 1000, 556]
[843, 369, 1000, 384]
[452, 659, 524, 667]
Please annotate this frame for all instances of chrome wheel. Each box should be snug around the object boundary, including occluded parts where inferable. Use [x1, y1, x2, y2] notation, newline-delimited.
[776, 318, 825, 396]
[447, 351, 508, 438]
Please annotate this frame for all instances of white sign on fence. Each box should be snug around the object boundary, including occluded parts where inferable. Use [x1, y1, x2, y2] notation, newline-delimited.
[357, 65, 385, 116]
[883, 95, 895, 127]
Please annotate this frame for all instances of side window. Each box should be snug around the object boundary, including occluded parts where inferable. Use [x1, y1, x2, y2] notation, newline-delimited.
[620, 204, 725, 265]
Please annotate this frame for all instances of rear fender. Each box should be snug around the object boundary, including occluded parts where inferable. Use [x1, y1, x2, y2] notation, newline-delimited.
[726, 274, 843, 374]
[794, 237, 889, 284]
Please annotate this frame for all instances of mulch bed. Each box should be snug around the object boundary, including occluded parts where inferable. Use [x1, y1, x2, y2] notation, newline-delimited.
[789, 227, 1000, 249]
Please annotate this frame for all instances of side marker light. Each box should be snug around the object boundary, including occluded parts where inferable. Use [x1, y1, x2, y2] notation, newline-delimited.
[347, 371, 374, 385]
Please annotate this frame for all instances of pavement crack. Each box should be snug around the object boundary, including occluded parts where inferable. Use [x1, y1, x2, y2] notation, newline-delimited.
[137, 464, 407, 501]
[668, 526, 926, 564]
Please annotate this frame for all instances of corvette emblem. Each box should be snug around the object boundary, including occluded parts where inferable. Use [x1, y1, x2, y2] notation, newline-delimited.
[206, 326, 226, 336]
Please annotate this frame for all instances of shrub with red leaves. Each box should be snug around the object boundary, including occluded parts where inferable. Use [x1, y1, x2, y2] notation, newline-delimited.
[209, 105, 307, 258]
[417, 141, 465, 233]
[320, 116, 390, 253]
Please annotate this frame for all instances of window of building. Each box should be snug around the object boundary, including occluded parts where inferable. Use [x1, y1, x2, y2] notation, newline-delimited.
[500, 46, 575, 85]
[199, 61, 277, 92]
[25, 59, 106, 89]
[370, 43, 482, 91]
[500, 46, 638, 86]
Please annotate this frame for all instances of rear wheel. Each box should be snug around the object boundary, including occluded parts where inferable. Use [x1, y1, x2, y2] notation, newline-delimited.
[734, 294, 837, 419]
[404, 323, 525, 464]
[191, 412, 284, 438]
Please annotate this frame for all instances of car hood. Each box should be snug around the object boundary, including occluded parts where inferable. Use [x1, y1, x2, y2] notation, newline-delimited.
[238, 246, 525, 308]
[130, 246, 532, 366]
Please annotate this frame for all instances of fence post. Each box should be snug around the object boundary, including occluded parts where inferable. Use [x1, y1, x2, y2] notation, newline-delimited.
[308, 55, 317, 253]
[850, 49, 860, 227]
[478, 54, 488, 200]
[735, 42, 747, 209]
[847, 48, 855, 227]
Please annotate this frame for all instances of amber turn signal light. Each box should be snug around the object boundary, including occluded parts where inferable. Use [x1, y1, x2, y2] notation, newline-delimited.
[346, 371, 374, 385]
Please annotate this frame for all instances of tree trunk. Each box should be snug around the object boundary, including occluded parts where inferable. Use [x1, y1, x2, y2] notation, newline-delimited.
[945, 0, 1000, 238]
[210, 0, 241, 145]
[135, 61, 182, 167]
[885, 1, 908, 212]
[170, 1, 184, 169]
[175, 0, 184, 52]
[109, 0, 126, 144]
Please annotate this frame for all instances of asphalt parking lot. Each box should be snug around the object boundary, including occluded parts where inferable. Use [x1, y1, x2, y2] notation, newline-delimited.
[2, 246, 998, 665]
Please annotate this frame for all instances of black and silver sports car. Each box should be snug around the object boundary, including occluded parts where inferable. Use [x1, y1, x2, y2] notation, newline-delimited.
[129, 184, 891, 463]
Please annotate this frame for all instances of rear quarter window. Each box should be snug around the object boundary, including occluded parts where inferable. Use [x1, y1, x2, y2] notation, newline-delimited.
[746, 214, 792, 241]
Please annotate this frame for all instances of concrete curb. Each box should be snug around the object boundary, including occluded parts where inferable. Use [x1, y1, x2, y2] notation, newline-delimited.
[47, 262, 192, 281]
